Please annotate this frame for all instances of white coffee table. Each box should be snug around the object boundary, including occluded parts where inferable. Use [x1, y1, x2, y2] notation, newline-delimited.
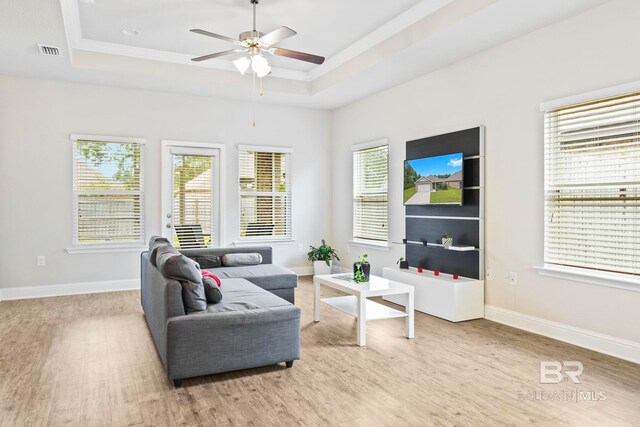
[313, 274, 414, 346]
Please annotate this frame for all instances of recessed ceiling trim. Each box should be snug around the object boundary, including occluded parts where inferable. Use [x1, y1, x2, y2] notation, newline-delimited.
[73, 38, 309, 81]
[308, 0, 453, 81]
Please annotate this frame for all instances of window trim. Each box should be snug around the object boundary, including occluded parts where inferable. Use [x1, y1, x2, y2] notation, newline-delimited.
[538, 84, 640, 288]
[352, 139, 389, 244]
[68, 134, 146, 253]
[237, 145, 293, 242]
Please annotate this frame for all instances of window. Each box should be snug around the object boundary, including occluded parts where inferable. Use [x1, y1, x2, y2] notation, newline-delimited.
[353, 143, 389, 242]
[238, 146, 291, 240]
[72, 135, 145, 248]
[544, 91, 640, 276]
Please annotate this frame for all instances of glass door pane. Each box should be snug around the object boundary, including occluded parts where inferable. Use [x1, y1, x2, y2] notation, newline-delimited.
[171, 153, 215, 249]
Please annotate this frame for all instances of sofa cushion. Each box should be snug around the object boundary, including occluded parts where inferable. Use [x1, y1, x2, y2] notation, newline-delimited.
[221, 253, 263, 267]
[203, 277, 223, 304]
[148, 236, 171, 267]
[195, 278, 291, 314]
[157, 245, 202, 284]
[205, 264, 297, 291]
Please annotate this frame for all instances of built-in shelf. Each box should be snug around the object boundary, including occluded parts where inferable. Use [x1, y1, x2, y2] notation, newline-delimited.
[394, 240, 479, 251]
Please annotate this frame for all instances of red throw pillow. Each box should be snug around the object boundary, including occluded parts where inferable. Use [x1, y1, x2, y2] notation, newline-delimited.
[201, 270, 221, 287]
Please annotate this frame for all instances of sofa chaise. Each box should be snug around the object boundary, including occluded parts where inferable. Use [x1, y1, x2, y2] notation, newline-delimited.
[141, 245, 300, 386]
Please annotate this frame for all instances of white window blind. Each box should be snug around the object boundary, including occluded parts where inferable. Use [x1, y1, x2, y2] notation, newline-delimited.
[72, 138, 145, 246]
[353, 144, 389, 242]
[544, 91, 640, 276]
[238, 149, 291, 240]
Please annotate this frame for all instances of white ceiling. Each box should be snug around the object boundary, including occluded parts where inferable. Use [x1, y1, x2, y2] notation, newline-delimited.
[0, 0, 609, 110]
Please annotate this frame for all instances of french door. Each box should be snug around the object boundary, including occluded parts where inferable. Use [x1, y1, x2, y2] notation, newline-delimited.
[161, 142, 223, 249]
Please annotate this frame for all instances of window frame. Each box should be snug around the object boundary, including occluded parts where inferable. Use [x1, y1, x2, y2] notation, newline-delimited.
[237, 144, 293, 243]
[537, 81, 640, 291]
[67, 134, 146, 254]
[351, 139, 390, 247]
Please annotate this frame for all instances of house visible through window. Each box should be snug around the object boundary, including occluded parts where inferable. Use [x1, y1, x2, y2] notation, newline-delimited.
[353, 143, 389, 242]
[72, 136, 145, 247]
[544, 91, 640, 276]
[238, 147, 292, 240]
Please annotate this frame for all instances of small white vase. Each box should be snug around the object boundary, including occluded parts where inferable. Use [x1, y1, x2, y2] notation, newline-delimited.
[313, 260, 332, 276]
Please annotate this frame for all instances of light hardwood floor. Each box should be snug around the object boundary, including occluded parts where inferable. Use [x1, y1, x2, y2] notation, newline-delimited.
[0, 276, 639, 426]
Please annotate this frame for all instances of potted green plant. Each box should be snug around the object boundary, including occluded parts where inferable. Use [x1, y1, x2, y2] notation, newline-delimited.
[307, 239, 340, 275]
[442, 233, 453, 249]
[353, 253, 370, 283]
[397, 257, 409, 269]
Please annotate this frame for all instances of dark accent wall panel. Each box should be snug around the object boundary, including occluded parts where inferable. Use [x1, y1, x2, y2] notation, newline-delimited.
[404, 126, 483, 279]
[406, 127, 480, 158]
[406, 244, 480, 279]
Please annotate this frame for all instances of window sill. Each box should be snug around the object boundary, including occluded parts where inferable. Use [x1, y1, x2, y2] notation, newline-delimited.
[66, 245, 147, 254]
[534, 265, 640, 293]
[349, 239, 391, 252]
[232, 239, 296, 246]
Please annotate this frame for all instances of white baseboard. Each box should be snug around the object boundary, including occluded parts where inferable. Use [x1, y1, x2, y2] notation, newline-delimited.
[289, 266, 314, 276]
[0, 279, 140, 301]
[485, 305, 640, 364]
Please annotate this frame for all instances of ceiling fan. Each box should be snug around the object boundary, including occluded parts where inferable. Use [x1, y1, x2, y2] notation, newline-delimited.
[190, 0, 325, 77]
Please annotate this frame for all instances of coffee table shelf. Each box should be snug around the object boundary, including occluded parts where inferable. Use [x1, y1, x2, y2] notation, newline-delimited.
[321, 296, 408, 321]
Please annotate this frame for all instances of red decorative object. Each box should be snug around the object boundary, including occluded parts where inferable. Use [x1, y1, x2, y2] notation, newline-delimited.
[417, 267, 423, 273]
[434, 270, 440, 276]
[453, 274, 459, 280]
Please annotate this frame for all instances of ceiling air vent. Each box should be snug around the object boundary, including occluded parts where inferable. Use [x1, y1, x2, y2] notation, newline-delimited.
[38, 44, 61, 56]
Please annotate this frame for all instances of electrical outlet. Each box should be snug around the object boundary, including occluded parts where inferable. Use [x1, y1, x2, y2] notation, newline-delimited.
[509, 272, 517, 286]
[486, 269, 493, 280]
[37, 256, 46, 267]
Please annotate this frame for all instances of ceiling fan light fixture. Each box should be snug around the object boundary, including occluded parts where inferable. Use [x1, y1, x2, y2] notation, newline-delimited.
[233, 56, 251, 74]
[250, 54, 270, 77]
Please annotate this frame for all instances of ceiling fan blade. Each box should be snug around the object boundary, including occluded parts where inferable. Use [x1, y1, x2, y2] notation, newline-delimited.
[259, 26, 297, 46]
[270, 47, 325, 65]
[191, 49, 242, 62]
[190, 29, 243, 46]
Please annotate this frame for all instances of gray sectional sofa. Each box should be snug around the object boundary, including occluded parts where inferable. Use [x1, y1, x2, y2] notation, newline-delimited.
[141, 246, 300, 386]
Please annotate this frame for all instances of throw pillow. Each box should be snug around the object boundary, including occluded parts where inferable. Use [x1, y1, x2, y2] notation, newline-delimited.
[201, 270, 221, 286]
[156, 246, 206, 312]
[202, 277, 223, 304]
[221, 253, 263, 267]
[193, 255, 221, 269]
[148, 235, 171, 266]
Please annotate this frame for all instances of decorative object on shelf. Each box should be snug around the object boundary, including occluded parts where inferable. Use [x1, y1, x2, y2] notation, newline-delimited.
[434, 270, 440, 276]
[353, 253, 370, 283]
[417, 267, 423, 273]
[441, 233, 453, 249]
[422, 240, 428, 246]
[307, 239, 339, 276]
[453, 274, 459, 280]
[402, 238, 407, 244]
[397, 257, 409, 269]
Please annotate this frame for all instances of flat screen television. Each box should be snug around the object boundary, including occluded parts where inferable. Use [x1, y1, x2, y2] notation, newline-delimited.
[404, 152, 464, 206]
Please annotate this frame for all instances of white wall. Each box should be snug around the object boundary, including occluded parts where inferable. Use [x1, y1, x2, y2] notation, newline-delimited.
[0, 76, 331, 289]
[331, 0, 640, 343]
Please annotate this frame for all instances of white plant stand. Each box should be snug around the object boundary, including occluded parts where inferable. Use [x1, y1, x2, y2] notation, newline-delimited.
[382, 267, 484, 322]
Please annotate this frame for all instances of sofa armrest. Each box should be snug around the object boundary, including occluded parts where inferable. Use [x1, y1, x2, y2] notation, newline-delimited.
[165, 306, 300, 380]
[179, 246, 273, 264]
[141, 251, 185, 368]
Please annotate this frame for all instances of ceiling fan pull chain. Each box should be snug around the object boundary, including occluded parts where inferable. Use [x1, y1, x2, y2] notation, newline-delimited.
[252, 71, 257, 127]
[260, 77, 263, 96]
